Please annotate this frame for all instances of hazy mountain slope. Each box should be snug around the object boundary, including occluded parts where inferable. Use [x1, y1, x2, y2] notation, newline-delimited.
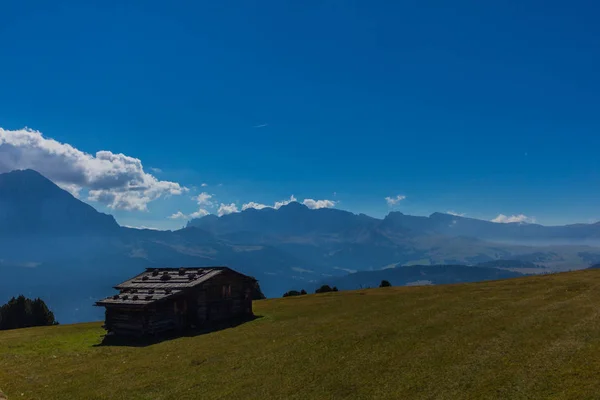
[0, 169, 119, 236]
[386, 211, 600, 243]
[188, 202, 380, 238]
[322, 264, 524, 291]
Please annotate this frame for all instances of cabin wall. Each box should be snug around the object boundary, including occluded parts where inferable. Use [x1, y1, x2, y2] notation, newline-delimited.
[146, 302, 181, 333]
[200, 274, 254, 322]
[104, 307, 146, 335]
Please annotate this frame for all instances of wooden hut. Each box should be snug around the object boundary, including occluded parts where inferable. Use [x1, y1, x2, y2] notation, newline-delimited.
[95, 266, 256, 336]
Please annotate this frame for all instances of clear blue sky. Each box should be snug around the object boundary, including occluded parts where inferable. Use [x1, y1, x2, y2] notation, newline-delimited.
[1, 0, 599, 229]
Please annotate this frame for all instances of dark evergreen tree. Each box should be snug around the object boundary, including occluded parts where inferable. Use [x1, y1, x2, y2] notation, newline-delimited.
[0, 295, 57, 331]
[300, 289, 307, 295]
[379, 280, 392, 287]
[31, 298, 57, 326]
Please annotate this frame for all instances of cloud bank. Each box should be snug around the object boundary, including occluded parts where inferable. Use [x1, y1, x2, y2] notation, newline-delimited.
[241, 195, 336, 212]
[218, 203, 239, 216]
[241, 202, 270, 211]
[491, 214, 535, 224]
[303, 198, 336, 209]
[0, 127, 187, 211]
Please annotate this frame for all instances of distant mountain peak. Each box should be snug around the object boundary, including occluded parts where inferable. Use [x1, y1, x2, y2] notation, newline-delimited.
[0, 169, 119, 236]
[278, 201, 308, 211]
[429, 212, 452, 218]
[1, 168, 58, 187]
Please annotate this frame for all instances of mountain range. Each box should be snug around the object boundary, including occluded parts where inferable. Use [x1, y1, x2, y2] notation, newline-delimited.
[2, 169, 600, 323]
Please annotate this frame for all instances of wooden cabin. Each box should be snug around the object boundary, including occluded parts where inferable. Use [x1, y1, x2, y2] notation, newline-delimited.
[95, 266, 256, 336]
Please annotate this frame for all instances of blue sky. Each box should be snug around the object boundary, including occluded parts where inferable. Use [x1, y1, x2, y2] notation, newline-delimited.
[1, 0, 599, 229]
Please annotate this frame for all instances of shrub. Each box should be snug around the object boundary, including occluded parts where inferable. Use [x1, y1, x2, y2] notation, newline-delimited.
[283, 290, 302, 297]
[379, 280, 392, 288]
[300, 289, 307, 295]
[315, 285, 334, 294]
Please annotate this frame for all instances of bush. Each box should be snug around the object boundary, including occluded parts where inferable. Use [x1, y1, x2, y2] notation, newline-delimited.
[379, 280, 392, 288]
[0, 295, 58, 331]
[316, 285, 339, 294]
[283, 289, 308, 297]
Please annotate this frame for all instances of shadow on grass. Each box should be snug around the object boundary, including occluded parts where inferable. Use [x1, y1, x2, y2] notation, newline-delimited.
[94, 314, 263, 348]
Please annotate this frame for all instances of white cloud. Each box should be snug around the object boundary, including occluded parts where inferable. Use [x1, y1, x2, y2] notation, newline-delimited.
[194, 192, 213, 206]
[491, 214, 536, 224]
[169, 208, 210, 220]
[0, 127, 187, 211]
[302, 199, 336, 209]
[123, 225, 163, 231]
[201, 183, 208, 187]
[169, 211, 188, 220]
[447, 210, 465, 217]
[385, 194, 406, 206]
[150, 167, 162, 173]
[274, 195, 297, 209]
[218, 203, 239, 216]
[242, 195, 336, 212]
[242, 202, 270, 211]
[190, 208, 210, 218]
[253, 123, 268, 128]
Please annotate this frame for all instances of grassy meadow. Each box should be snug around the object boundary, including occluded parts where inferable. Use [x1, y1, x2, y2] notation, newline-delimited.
[3, 269, 600, 399]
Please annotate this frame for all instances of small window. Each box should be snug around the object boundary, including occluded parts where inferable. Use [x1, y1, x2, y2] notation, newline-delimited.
[227, 285, 232, 296]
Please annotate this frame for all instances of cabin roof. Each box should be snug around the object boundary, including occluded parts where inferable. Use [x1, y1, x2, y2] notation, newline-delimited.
[95, 266, 252, 308]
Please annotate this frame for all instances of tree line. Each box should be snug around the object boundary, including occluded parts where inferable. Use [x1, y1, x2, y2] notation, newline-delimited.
[0, 295, 58, 331]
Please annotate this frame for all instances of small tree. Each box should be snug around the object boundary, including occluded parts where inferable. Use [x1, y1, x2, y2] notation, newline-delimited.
[283, 290, 301, 297]
[332, 286, 339, 292]
[300, 289, 307, 295]
[250, 278, 266, 300]
[379, 280, 392, 288]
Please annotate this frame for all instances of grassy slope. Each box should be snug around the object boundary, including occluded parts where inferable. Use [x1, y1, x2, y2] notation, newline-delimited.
[3, 270, 600, 399]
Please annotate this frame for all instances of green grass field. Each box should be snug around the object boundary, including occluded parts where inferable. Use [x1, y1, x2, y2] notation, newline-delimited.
[3, 270, 600, 399]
